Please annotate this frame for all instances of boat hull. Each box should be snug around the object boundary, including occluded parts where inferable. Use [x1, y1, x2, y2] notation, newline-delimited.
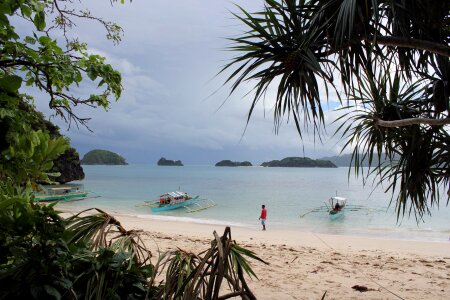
[329, 209, 344, 220]
[34, 192, 89, 202]
[151, 196, 199, 212]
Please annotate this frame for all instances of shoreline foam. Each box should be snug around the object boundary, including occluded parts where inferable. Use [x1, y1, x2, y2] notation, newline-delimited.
[60, 203, 450, 243]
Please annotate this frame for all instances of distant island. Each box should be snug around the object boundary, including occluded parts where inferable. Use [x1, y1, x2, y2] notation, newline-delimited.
[81, 149, 128, 165]
[320, 153, 392, 167]
[261, 157, 337, 168]
[157, 157, 183, 166]
[319, 154, 354, 167]
[215, 160, 252, 167]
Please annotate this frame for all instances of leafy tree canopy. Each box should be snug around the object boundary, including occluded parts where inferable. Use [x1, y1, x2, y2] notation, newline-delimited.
[222, 0, 450, 219]
[0, 0, 123, 125]
[0, 0, 124, 186]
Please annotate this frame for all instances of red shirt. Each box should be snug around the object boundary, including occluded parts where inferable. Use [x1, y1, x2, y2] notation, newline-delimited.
[260, 208, 267, 219]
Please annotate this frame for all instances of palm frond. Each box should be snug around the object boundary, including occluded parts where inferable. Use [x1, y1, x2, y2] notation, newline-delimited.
[65, 208, 152, 265]
[220, 0, 336, 138]
[161, 226, 267, 299]
[335, 61, 448, 220]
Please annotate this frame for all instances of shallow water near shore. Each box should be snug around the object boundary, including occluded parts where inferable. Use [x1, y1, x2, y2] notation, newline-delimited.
[59, 164, 450, 242]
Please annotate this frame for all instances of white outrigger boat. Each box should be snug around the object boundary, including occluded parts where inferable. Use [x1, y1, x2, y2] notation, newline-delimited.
[34, 185, 89, 202]
[145, 191, 216, 213]
[300, 195, 362, 220]
[328, 196, 346, 220]
[300, 196, 385, 220]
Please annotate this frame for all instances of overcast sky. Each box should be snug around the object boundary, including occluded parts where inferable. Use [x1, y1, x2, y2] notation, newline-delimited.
[30, 0, 350, 165]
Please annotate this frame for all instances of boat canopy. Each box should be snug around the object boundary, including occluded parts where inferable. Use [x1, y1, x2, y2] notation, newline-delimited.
[48, 187, 73, 191]
[331, 196, 346, 201]
[165, 191, 187, 198]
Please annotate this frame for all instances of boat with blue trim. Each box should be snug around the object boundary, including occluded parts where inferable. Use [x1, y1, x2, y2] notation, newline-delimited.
[146, 191, 215, 213]
[34, 185, 89, 202]
[328, 196, 346, 219]
[151, 191, 198, 212]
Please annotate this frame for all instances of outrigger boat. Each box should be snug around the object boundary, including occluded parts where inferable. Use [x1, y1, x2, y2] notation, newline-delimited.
[328, 196, 346, 220]
[145, 191, 216, 213]
[300, 195, 367, 219]
[300, 196, 386, 220]
[34, 185, 89, 202]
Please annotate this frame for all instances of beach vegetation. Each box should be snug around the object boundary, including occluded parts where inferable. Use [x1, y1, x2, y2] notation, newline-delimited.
[161, 227, 266, 299]
[221, 0, 450, 219]
[0, 1, 264, 299]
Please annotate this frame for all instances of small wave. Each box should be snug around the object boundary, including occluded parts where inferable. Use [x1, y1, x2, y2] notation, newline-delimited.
[132, 214, 252, 228]
[405, 227, 434, 232]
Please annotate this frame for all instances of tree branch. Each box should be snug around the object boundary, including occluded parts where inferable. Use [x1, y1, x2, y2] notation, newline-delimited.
[365, 36, 450, 57]
[375, 117, 450, 128]
[0, 59, 53, 68]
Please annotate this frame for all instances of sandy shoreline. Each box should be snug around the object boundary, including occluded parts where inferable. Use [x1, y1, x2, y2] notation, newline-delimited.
[62, 208, 450, 299]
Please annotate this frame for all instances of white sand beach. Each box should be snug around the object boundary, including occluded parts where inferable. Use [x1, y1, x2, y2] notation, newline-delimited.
[108, 213, 450, 300]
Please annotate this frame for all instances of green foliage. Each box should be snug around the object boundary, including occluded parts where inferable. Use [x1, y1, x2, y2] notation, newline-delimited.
[0, 184, 69, 299]
[81, 149, 128, 165]
[0, 1, 144, 299]
[3, 129, 68, 185]
[161, 227, 267, 299]
[0, 0, 123, 126]
[221, 0, 331, 136]
[1, 0, 125, 183]
[0, 196, 152, 300]
[0, 55, 69, 187]
[222, 0, 450, 218]
[335, 64, 449, 219]
[0, 200, 263, 299]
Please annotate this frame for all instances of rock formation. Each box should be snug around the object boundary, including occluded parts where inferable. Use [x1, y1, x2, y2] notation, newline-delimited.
[215, 160, 252, 167]
[51, 148, 85, 183]
[157, 157, 183, 166]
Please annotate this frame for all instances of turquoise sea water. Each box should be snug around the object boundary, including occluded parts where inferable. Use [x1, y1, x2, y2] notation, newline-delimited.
[59, 165, 450, 242]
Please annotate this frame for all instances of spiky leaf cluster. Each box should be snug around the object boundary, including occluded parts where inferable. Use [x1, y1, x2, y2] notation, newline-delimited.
[222, 0, 450, 218]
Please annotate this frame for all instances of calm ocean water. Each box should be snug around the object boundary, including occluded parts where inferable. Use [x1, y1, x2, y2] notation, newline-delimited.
[59, 165, 450, 242]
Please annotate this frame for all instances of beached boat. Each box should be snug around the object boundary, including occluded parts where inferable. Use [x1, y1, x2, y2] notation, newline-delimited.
[34, 186, 89, 202]
[328, 196, 346, 220]
[146, 191, 215, 213]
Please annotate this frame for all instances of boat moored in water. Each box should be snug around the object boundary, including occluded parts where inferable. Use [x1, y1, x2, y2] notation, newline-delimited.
[300, 196, 371, 220]
[145, 191, 215, 213]
[34, 185, 89, 202]
[328, 196, 346, 219]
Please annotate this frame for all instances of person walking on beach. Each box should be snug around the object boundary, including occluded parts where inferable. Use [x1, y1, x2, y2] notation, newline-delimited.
[259, 205, 267, 231]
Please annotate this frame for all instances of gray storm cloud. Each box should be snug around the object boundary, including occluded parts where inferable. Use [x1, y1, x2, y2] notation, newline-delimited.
[27, 0, 348, 164]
